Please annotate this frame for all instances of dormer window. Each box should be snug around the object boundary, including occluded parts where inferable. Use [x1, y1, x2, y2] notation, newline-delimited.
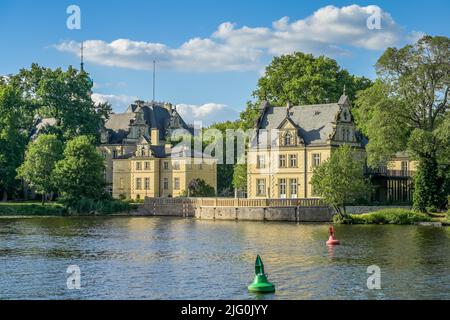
[283, 132, 293, 146]
[343, 110, 348, 121]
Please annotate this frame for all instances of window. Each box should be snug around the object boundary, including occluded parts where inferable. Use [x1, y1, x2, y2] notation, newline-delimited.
[136, 162, 142, 170]
[279, 178, 287, 198]
[113, 150, 118, 159]
[290, 179, 297, 198]
[136, 178, 142, 190]
[174, 178, 180, 190]
[119, 178, 124, 190]
[279, 155, 287, 168]
[257, 155, 265, 169]
[347, 129, 351, 141]
[163, 161, 169, 170]
[144, 161, 150, 170]
[312, 154, 321, 167]
[163, 178, 169, 190]
[283, 132, 292, 146]
[289, 154, 297, 168]
[144, 178, 150, 190]
[141, 149, 145, 156]
[401, 161, 408, 175]
[173, 161, 180, 170]
[256, 179, 266, 196]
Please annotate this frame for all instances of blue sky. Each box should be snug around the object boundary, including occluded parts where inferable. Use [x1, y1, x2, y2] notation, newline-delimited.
[1, 0, 449, 125]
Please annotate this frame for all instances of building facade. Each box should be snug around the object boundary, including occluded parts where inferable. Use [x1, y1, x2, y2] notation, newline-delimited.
[247, 94, 415, 203]
[99, 100, 217, 200]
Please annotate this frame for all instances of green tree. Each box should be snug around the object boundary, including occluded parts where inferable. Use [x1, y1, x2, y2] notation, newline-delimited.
[52, 135, 106, 206]
[355, 35, 450, 211]
[184, 179, 216, 197]
[254, 52, 372, 107]
[232, 164, 247, 194]
[9, 63, 111, 143]
[0, 83, 35, 200]
[17, 134, 63, 204]
[311, 145, 371, 218]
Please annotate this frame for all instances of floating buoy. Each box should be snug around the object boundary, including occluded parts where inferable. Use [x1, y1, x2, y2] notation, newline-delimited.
[326, 226, 340, 245]
[248, 255, 275, 293]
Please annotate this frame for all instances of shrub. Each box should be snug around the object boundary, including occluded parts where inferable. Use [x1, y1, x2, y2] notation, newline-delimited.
[0, 202, 67, 216]
[67, 197, 137, 215]
[336, 208, 431, 225]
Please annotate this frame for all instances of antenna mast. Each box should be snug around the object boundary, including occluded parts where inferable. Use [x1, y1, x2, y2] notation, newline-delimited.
[152, 60, 156, 102]
[80, 41, 84, 72]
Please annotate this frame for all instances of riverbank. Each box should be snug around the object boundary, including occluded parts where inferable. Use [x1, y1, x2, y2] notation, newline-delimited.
[0, 200, 138, 216]
[335, 208, 449, 225]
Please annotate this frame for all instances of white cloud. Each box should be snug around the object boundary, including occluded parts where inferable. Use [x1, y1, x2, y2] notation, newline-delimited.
[92, 93, 138, 112]
[176, 103, 239, 125]
[55, 5, 415, 72]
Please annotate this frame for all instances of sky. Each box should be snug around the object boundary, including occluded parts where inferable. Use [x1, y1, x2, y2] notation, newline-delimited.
[0, 0, 449, 125]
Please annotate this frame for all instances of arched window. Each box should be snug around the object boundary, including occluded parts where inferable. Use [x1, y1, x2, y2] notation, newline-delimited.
[284, 132, 292, 146]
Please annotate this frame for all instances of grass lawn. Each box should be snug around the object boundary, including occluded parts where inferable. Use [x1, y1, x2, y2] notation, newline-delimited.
[335, 208, 433, 225]
[0, 201, 67, 216]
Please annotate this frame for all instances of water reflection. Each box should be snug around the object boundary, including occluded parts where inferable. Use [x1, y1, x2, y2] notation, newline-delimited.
[0, 217, 448, 299]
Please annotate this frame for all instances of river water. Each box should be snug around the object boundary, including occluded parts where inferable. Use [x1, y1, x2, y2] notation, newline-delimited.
[0, 216, 448, 300]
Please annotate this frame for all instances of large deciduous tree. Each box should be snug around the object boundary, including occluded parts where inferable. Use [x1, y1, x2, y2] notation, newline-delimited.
[311, 145, 372, 218]
[254, 52, 372, 107]
[8, 63, 111, 143]
[52, 135, 107, 206]
[0, 83, 35, 200]
[355, 36, 450, 211]
[17, 134, 63, 204]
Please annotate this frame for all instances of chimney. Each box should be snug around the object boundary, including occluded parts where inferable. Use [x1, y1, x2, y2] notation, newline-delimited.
[151, 128, 160, 145]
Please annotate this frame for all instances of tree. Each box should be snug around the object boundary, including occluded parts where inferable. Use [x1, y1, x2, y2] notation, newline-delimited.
[52, 135, 106, 206]
[184, 179, 215, 197]
[355, 35, 450, 211]
[8, 63, 111, 143]
[232, 164, 247, 194]
[254, 52, 372, 107]
[17, 134, 63, 204]
[311, 145, 371, 218]
[0, 83, 35, 200]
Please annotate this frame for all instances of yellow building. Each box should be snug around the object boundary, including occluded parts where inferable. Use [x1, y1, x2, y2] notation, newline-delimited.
[99, 100, 217, 200]
[247, 94, 416, 203]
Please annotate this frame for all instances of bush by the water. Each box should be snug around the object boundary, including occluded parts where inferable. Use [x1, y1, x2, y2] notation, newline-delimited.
[0, 202, 67, 216]
[66, 197, 138, 215]
[334, 208, 431, 225]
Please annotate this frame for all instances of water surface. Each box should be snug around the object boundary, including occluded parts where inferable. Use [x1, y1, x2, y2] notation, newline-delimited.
[0, 217, 448, 299]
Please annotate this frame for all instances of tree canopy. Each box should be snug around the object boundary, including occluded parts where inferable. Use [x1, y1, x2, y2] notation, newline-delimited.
[254, 52, 372, 107]
[355, 35, 450, 211]
[311, 145, 371, 217]
[17, 134, 63, 203]
[52, 135, 107, 206]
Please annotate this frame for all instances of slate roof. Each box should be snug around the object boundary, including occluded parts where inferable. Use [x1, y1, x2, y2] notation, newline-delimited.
[104, 101, 192, 144]
[258, 102, 341, 145]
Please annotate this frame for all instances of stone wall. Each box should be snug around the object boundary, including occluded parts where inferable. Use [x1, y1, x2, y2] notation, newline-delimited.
[137, 201, 411, 221]
[194, 206, 334, 222]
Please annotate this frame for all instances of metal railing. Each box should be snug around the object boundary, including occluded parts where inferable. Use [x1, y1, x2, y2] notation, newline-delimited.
[365, 168, 413, 178]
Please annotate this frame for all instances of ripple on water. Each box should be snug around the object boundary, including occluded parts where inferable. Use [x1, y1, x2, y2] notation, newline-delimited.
[0, 217, 448, 299]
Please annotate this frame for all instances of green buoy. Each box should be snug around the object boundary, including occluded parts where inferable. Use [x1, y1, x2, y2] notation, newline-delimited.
[247, 255, 275, 293]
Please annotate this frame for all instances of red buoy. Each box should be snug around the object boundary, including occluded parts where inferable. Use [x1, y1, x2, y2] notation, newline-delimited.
[326, 226, 340, 245]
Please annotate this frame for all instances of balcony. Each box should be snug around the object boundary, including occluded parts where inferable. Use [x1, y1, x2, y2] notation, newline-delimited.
[365, 168, 413, 178]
